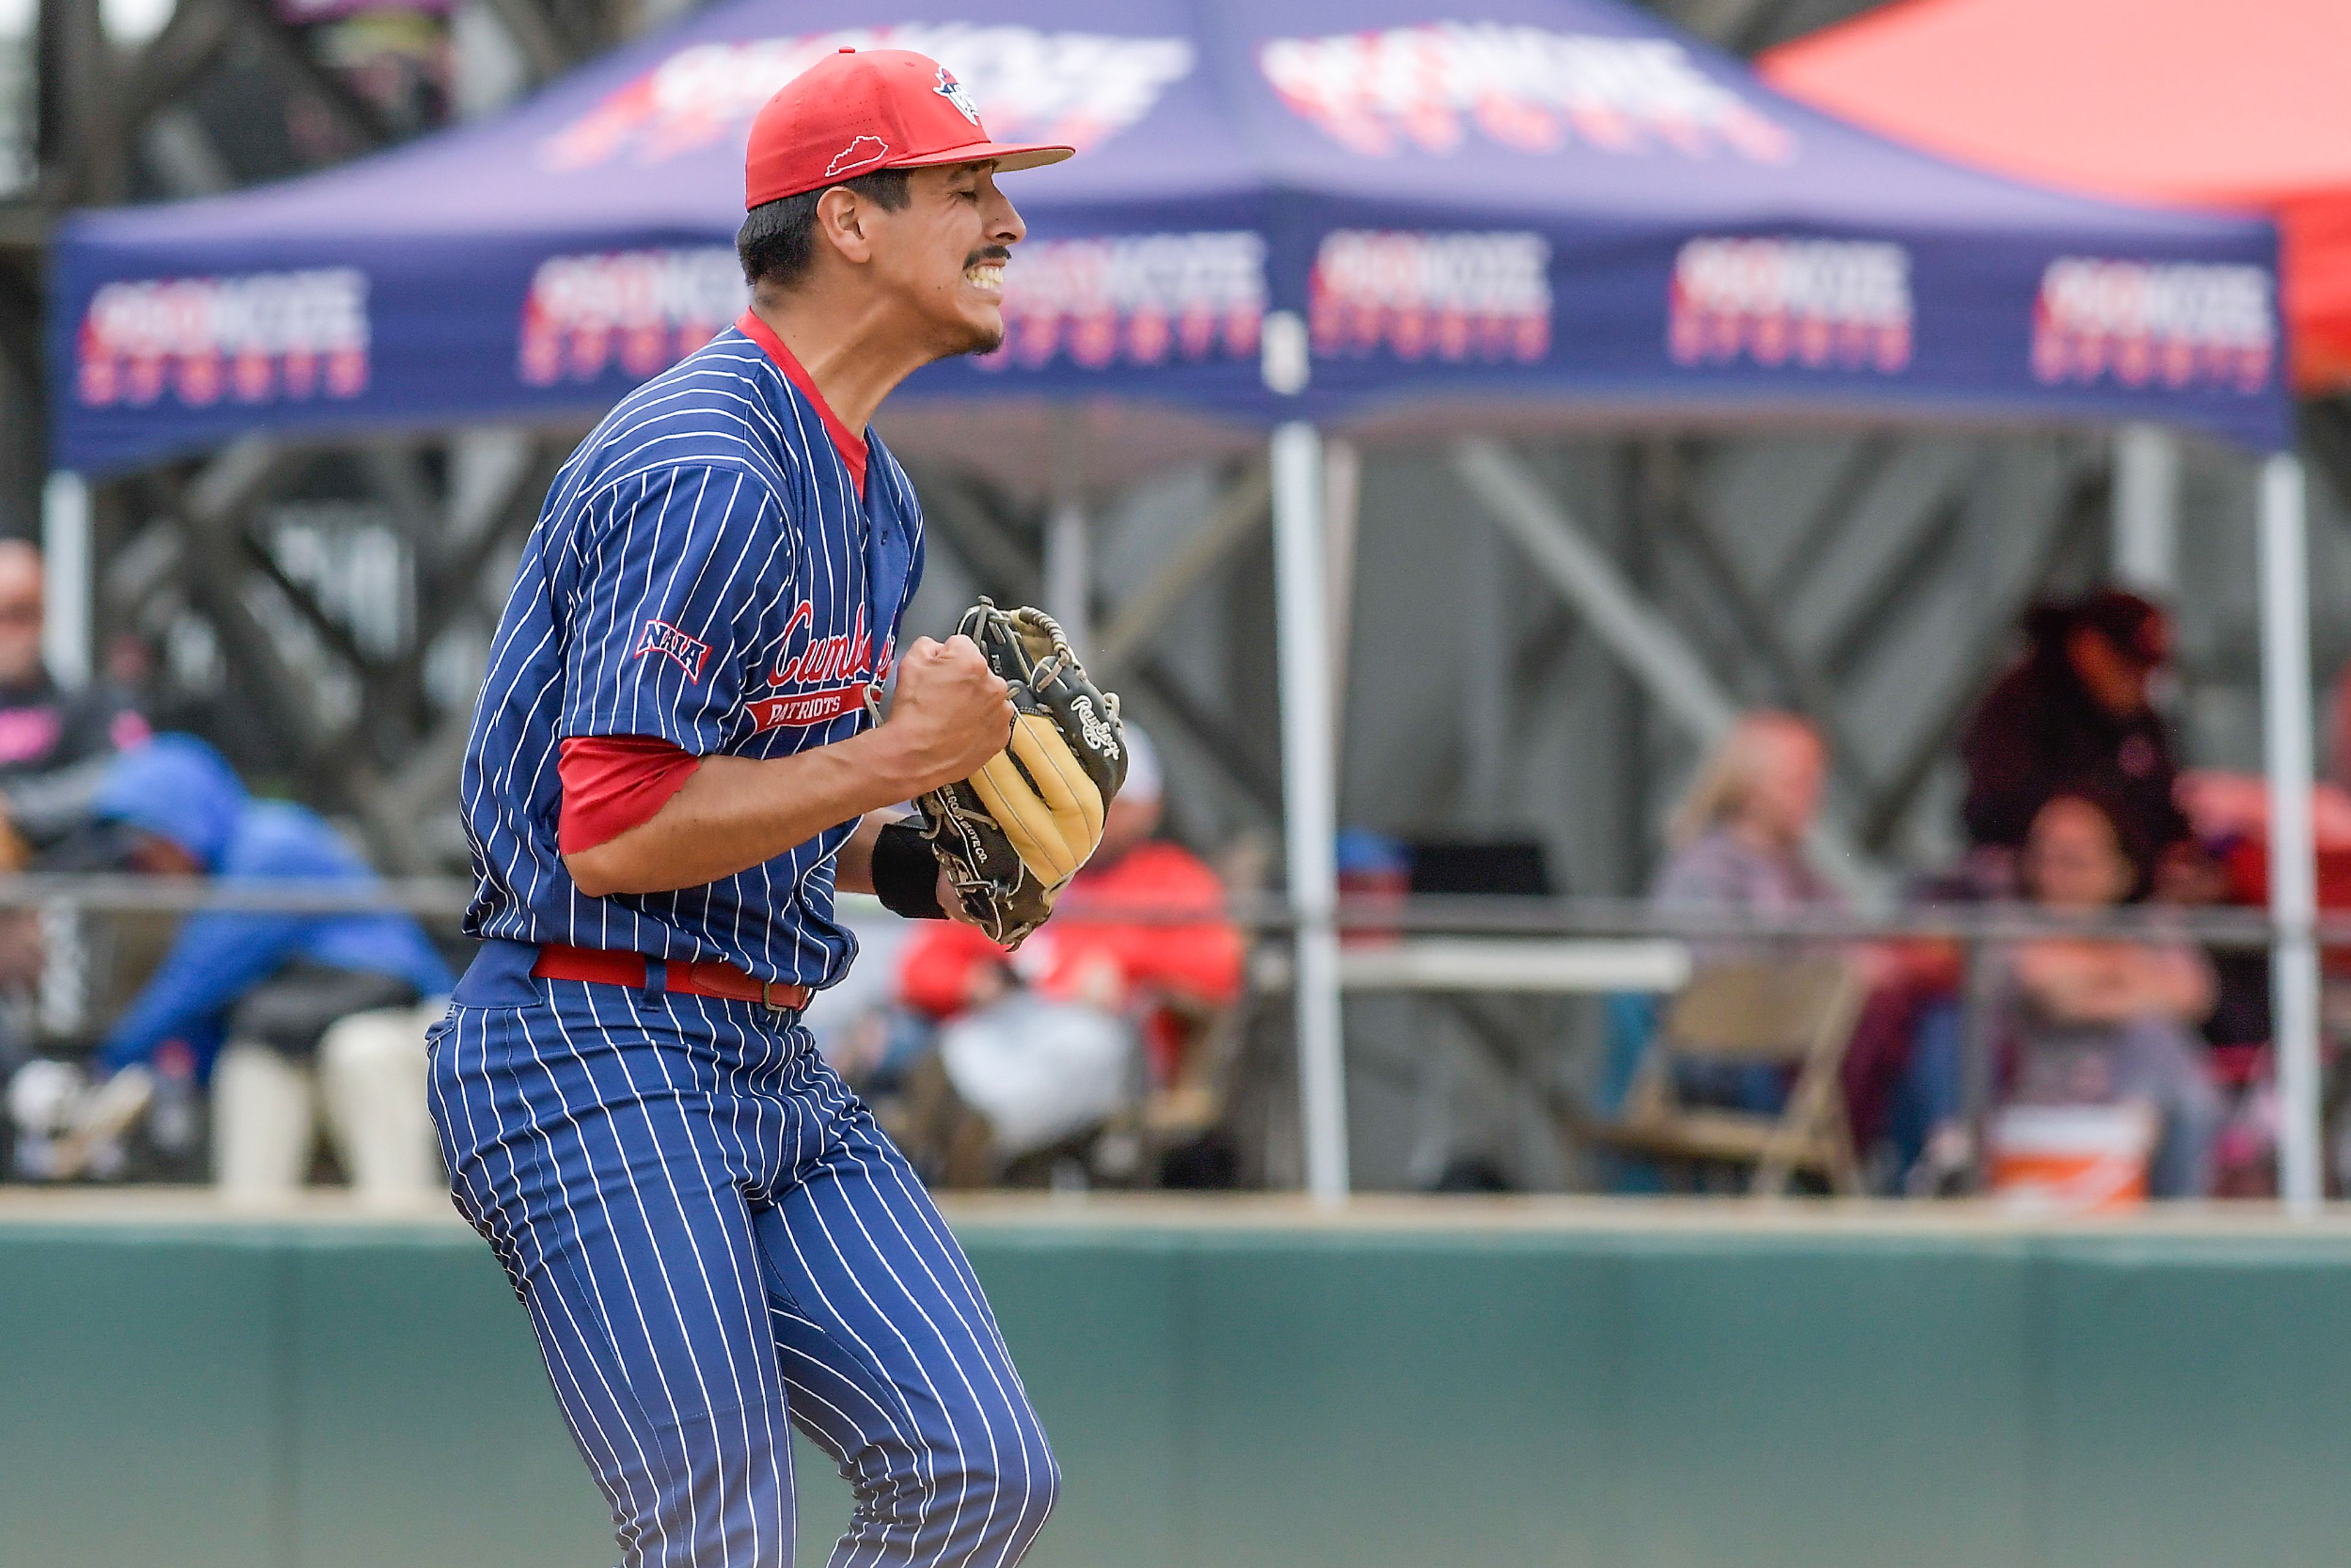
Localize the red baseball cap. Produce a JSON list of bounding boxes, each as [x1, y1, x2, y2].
[[745, 47, 1075, 211]]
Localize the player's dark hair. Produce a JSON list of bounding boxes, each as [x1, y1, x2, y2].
[[738, 170, 912, 291]]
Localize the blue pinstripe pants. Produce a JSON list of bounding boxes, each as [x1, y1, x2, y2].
[[426, 948, 1059, 1568]]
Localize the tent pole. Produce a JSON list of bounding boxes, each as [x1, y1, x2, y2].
[[1272, 420, 1348, 1203], [1323, 438, 1361, 763], [1044, 501, 1090, 656], [2259, 451, 2323, 1214], [41, 471, 92, 689], [2111, 424, 2180, 593], [1045, 413, 1092, 656]]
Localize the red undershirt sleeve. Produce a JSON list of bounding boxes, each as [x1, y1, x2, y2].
[[557, 734, 703, 855]]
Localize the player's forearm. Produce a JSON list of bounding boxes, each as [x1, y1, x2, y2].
[[831, 811, 893, 895], [565, 734, 924, 897]]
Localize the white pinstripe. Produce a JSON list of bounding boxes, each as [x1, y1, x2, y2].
[[432, 1005, 680, 1564]]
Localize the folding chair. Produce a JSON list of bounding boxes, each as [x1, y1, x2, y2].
[[1079, 990, 1253, 1189], [1590, 956, 1866, 1195]]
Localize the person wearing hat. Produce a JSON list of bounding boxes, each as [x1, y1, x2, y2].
[[433, 47, 1073, 1568], [29, 735, 451, 1188], [1960, 588, 2194, 894]]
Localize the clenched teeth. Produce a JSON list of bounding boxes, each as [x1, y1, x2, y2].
[[964, 262, 1005, 291]]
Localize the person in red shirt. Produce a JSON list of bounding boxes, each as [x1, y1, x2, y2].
[[898, 726, 1243, 1124]]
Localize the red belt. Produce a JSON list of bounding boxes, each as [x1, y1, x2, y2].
[[531, 943, 812, 1013]]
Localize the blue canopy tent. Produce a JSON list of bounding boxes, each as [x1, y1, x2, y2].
[[45, 0, 2319, 1202], [50, 0, 2289, 471]]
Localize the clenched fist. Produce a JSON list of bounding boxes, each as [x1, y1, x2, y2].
[[880, 634, 1013, 796]]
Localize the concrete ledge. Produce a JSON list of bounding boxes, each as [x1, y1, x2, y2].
[[10, 1184, 2351, 1239]]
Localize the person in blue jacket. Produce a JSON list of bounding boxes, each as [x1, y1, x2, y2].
[[31, 735, 454, 1184], [91, 734, 451, 1079]]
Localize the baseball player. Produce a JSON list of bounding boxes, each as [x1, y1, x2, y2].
[[432, 48, 1074, 1568]]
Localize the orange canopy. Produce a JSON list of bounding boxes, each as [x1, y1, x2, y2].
[[1763, 0, 2351, 392]]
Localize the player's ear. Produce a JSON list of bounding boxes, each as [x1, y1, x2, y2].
[[815, 186, 877, 267]]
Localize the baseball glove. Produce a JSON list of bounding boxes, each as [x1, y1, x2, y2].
[[917, 601, 1127, 949]]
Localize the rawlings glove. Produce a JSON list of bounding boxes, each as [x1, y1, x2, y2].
[[917, 601, 1127, 948]]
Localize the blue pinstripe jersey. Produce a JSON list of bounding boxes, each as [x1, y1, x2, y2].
[[459, 318, 923, 987]]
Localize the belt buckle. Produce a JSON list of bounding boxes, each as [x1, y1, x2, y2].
[[759, 978, 782, 1013]]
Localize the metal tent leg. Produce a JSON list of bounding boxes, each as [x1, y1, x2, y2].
[[2259, 452, 2323, 1214], [1045, 411, 1093, 655], [1044, 498, 1090, 656], [2112, 423, 2180, 593], [42, 471, 92, 689], [1272, 421, 1348, 1203], [1323, 438, 1361, 762]]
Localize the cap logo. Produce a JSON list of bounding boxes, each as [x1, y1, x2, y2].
[[824, 135, 890, 179], [934, 65, 981, 126]]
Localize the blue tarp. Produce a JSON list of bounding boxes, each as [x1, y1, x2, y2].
[[48, 0, 2293, 476]]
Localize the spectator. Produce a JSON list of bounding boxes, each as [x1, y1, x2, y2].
[[893, 727, 1243, 1170], [0, 540, 149, 856], [45, 735, 452, 1196], [1649, 712, 1964, 1187], [0, 541, 149, 784], [1649, 716, 1840, 1123], [2001, 791, 2222, 1199], [0, 545, 159, 1152], [1655, 711, 1837, 948], [1960, 590, 2189, 892]]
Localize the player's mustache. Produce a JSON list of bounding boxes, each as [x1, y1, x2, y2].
[[963, 246, 1012, 270]]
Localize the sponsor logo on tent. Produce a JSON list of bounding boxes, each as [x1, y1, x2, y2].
[[543, 24, 1191, 170], [75, 268, 369, 410], [974, 232, 1265, 372], [1310, 231, 1551, 364], [517, 247, 745, 384], [2030, 259, 2273, 392], [1668, 237, 1913, 373], [1260, 23, 1793, 162]]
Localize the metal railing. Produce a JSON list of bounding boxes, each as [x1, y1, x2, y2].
[[0, 874, 2326, 947], [2, 877, 2317, 1197]]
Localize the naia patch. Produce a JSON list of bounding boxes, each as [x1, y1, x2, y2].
[[635, 619, 711, 681]]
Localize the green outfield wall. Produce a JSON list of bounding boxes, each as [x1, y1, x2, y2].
[[6, 1199, 2351, 1568]]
